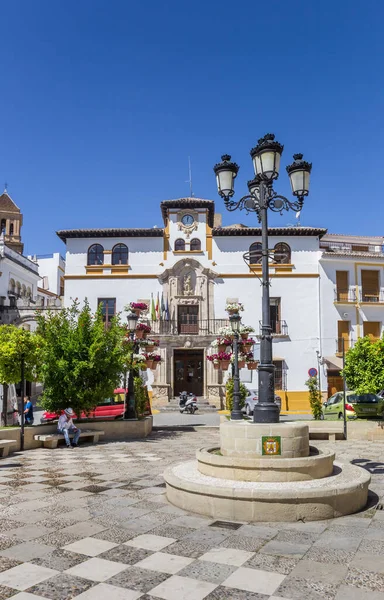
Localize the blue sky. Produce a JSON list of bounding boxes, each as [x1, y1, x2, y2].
[[0, 0, 383, 255]]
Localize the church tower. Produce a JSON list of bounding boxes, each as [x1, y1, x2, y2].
[[0, 189, 23, 254]]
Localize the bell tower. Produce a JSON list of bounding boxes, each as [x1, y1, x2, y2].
[[0, 188, 23, 254]]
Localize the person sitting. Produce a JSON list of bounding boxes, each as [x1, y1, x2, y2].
[[23, 396, 34, 425], [57, 408, 81, 448]]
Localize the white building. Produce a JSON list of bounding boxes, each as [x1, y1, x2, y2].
[[58, 198, 330, 411]]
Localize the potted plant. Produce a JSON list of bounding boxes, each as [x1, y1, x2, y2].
[[207, 353, 220, 370], [135, 322, 151, 339], [243, 338, 254, 352], [127, 301, 148, 317], [247, 361, 258, 370], [239, 324, 255, 340], [217, 326, 234, 340], [132, 353, 147, 371], [211, 337, 232, 353], [145, 338, 159, 353], [152, 354, 162, 368], [231, 354, 246, 369], [225, 301, 244, 315], [218, 351, 232, 370]]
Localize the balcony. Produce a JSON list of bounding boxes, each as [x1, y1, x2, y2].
[[334, 288, 357, 303], [150, 319, 229, 336], [335, 338, 353, 355], [321, 241, 384, 256], [360, 290, 384, 303], [258, 320, 288, 337]]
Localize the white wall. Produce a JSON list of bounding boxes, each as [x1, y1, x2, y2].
[[35, 253, 65, 296]]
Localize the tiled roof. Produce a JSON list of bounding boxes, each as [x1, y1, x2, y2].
[[213, 226, 327, 237], [56, 228, 164, 242], [160, 198, 215, 227], [322, 250, 384, 259]]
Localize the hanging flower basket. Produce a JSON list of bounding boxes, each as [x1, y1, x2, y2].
[[240, 333, 248, 340], [135, 330, 146, 339], [225, 302, 244, 315], [247, 362, 258, 370], [218, 344, 227, 353], [238, 360, 246, 369], [243, 340, 254, 352], [213, 362, 220, 370], [220, 360, 230, 370], [145, 360, 154, 369]]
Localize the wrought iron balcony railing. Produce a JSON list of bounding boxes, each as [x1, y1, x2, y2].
[[258, 320, 288, 336], [150, 319, 230, 336], [334, 288, 357, 303], [360, 290, 384, 303]]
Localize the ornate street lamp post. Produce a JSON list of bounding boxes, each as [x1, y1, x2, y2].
[[229, 313, 242, 420], [125, 313, 139, 420], [214, 134, 312, 423]]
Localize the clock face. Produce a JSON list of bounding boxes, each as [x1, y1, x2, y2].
[[181, 214, 194, 226]]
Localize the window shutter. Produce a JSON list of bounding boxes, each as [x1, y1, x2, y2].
[[362, 270, 379, 295]]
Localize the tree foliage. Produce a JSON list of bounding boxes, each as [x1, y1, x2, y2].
[[225, 377, 248, 411], [343, 336, 384, 394], [36, 300, 125, 417], [305, 376, 323, 420], [0, 325, 41, 384]]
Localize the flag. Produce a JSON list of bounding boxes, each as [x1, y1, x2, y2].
[[161, 292, 165, 319], [165, 297, 169, 321], [155, 292, 160, 320], [150, 294, 156, 321]]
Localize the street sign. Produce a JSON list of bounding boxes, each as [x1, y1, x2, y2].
[[308, 367, 318, 377]]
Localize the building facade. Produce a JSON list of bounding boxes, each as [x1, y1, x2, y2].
[[58, 198, 331, 410]]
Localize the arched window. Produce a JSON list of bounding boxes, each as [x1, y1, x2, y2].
[[274, 242, 291, 264], [26, 287, 32, 299], [190, 238, 201, 251], [9, 223, 14, 236], [9, 279, 15, 294], [249, 242, 262, 264], [112, 243, 128, 265], [175, 239, 185, 251], [16, 281, 21, 296], [1, 220, 6, 234], [87, 244, 104, 266], [21, 284, 26, 297]]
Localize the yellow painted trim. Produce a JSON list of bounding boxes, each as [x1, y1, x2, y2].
[[173, 250, 204, 255], [103, 250, 112, 254], [219, 272, 319, 279], [85, 267, 103, 274], [58, 266, 65, 273], [109, 265, 130, 271], [65, 274, 158, 280], [111, 268, 129, 274], [360, 302, 384, 306], [163, 218, 169, 260], [206, 222, 213, 260]]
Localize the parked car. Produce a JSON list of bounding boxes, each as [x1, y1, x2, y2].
[[322, 391, 384, 420], [40, 389, 126, 423], [243, 389, 282, 417]]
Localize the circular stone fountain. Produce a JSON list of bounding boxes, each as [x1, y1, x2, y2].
[[164, 421, 371, 522]]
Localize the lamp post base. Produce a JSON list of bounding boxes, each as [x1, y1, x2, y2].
[[253, 402, 280, 423]]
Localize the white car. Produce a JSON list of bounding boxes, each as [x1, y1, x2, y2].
[[243, 389, 282, 416]]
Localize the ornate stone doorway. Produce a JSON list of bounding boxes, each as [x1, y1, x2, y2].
[[174, 350, 204, 397]]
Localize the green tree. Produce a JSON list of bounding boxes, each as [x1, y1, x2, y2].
[[0, 325, 42, 425], [36, 300, 125, 418], [305, 376, 323, 420], [343, 336, 384, 394], [225, 377, 248, 411]]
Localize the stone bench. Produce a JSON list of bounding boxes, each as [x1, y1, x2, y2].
[[0, 440, 17, 457], [309, 423, 344, 441], [34, 429, 104, 449]]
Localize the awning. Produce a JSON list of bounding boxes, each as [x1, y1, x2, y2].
[[324, 355, 343, 371]]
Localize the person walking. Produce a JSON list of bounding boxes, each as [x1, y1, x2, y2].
[[57, 408, 81, 448], [23, 396, 34, 425]]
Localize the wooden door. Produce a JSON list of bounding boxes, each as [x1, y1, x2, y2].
[[363, 321, 381, 340], [361, 270, 379, 302], [336, 271, 349, 301], [178, 306, 199, 334], [174, 351, 204, 396], [337, 321, 350, 353]]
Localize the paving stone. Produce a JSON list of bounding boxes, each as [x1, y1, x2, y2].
[[5, 525, 54, 541], [148, 574, 217, 600], [162, 540, 213, 559], [244, 553, 299, 575], [74, 582, 142, 599], [0, 585, 18, 599], [135, 551, 194, 575], [64, 537, 118, 556], [220, 535, 267, 552], [0, 563, 58, 591], [99, 544, 152, 565], [107, 565, 170, 593], [177, 559, 237, 584], [204, 587, 269, 599], [0, 541, 55, 561], [66, 557, 128, 582], [274, 529, 318, 544], [31, 549, 88, 571], [291, 558, 348, 584], [305, 546, 356, 565], [222, 566, 285, 595], [260, 540, 311, 558], [26, 573, 95, 599], [274, 575, 338, 600], [351, 552, 384, 574], [92, 527, 139, 544], [345, 568, 384, 592], [359, 539, 384, 555], [148, 525, 195, 539], [335, 584, 384, 599], [313, 534, 361, 552]]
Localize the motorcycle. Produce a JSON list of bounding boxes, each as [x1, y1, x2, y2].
[[179, 391, 198, 414]]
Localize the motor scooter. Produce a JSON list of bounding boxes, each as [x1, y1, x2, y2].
[[179, 391, 198, 414]]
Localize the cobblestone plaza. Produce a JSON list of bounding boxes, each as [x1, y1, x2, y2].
[[0, 429, 382, 599]]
